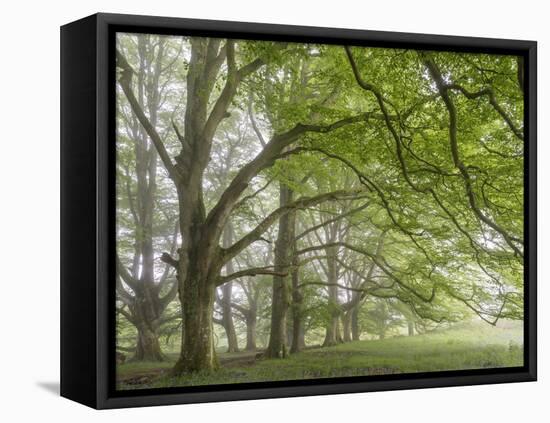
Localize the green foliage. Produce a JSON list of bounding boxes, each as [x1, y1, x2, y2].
[[115, 32, 525, 380]]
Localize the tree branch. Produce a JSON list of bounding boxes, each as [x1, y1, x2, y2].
[[116, 306, 135, 324], [248, 96, 267, 147], [230, 301, 250, 316], [217, 266, 288, 286], [446, 83, 523, 140], [160, 252, 179, 269], [222, 189, 364, 263], [116, 252, 139, 291], [159, 278, 179, 309], [116, 50, 178, 180], [297, 241, 437, 303], [296, 202, 369, 241], [205, 113, 371, 246], [116, 274, 135, 306], [422, 53, 523, 257], [202, 43, 266, 144]]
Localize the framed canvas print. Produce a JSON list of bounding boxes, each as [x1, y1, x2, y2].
[[60, 13, 537, 409]]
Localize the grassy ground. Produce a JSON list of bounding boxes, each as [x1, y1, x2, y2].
[[117, 320, 523, 390]]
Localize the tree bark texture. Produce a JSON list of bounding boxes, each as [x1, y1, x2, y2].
[[265, 184, 295, 358]]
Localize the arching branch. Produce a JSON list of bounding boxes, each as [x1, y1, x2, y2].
[[297, 241, 437, 304], [446, 83, 523, 140], [205, 112, 371, 246], [116, 50, 178, 181], [116, 252, 139, 291], [422, 53, 523, 257], [222, 189, 364, 263], [217, 267, 288, 286]]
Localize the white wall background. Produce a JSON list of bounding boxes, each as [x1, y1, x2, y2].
[[1, 0, 546, 420]]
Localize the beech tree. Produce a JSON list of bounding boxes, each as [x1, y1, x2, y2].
[[115, 35, 180, 361], [115, 33, 524, 375]]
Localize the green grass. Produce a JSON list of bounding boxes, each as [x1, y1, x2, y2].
[[116, 353, 178, 375], [117, 320, 523, 390]]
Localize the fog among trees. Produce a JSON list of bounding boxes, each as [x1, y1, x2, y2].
[[114, 33, 524, 388]]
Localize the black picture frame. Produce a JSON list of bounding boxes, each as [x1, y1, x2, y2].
[[60, 12, 537, 409]]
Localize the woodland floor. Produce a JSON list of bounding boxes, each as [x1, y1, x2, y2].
[[116, 321, 523, 390]]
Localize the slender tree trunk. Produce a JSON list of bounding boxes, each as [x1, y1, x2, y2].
[[290, 245, 305, 353], [221, 226, 239, 352], [408, 320, 415, 336], [286, 324, 293, 347], [265, 274, 289, 358], [221, 281, 239, 352], [351, 305, 361, 341], [323, 246, 343, 347], [120, 36, 170, 363], [265, 184, 294, 358], [132, 192, 165, 360]]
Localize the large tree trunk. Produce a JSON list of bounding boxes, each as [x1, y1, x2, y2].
[[342, 296, 361, 343], [170, 38, 234, 375], [134, 322, 164, 361], [265, 184, 294, 358], [323, 315, 343, 346], [342, 312, 352, 343], [173, 272, 218, 374], [172, 177, 222, 374], [265, 273, 289, 358], [342, 303, 361, 342], [245, 308, 257, 351], [170, 173, 218, 373], [290, 314, 306, 353]]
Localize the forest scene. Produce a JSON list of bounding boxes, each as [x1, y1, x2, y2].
[[115, 32, 525, 390]]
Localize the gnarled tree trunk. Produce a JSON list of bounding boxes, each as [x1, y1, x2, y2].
[[172, 174, 222, 374], [135, 322, 164, 361], [173, 256, 220, 374]]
